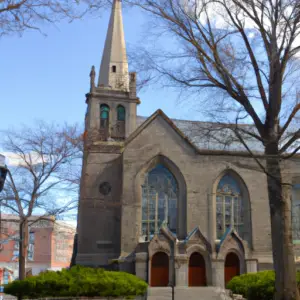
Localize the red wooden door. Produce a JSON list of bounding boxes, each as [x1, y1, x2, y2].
[[189, 252, 207, 286], [224, 252, 240, 286], [151, 252, 169, 287]]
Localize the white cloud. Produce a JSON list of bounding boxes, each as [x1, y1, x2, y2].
[[1, 152, 48, 167]]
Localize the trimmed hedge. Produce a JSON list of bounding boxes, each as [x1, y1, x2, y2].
[[226, 270, 300, 300], [4, 266, 148, 299]]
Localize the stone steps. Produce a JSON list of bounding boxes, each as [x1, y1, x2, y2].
[[147, 287, 172, 300], [147, 287, 235, 300]]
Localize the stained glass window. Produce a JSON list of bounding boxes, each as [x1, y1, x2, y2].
[[216, 174, 244, 239], [117, 105, 125, 121], [141, 164, 178, 240], [292, 184, 300, 242]]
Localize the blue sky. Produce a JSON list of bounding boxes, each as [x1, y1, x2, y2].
[[0, 4, 199, 132]]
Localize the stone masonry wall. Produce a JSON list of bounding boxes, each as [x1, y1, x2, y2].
[[122, 115, 274, 263]]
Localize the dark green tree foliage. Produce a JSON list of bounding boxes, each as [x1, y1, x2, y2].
[[4, 266, 148, 299]]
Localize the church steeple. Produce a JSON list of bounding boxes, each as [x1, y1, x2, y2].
[[98, 0, 129, 91]]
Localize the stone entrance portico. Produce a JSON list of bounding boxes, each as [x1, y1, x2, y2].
[[135, 226, 257, 288]]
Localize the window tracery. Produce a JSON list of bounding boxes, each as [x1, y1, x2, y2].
[[216, 174, 244, 240], [141, 164, 178, 241]]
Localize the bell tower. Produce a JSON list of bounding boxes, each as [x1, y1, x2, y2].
[[84, 0, 140, 142], [76, 0, 140, 267]]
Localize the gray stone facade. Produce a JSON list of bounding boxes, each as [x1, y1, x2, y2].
[[76, 0, 300, 290]]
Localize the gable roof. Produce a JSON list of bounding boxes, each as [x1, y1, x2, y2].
[[127, 110, 300, 158], [136, 114, 264, 154], [125, 109, 200, 153], [216, 227, 244, 253], [184, 226, 212, 253]]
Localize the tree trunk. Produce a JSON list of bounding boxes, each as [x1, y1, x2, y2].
[[266, 145, 299, 300], [70, 232, 78, 268], [18, 218, 28, 281]]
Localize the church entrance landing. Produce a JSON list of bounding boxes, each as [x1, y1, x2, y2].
[[224, 252, 240, 285], [188, 252, 206, 286], [151, 252, 169, 287]]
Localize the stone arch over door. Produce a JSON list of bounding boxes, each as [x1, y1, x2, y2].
[[135, 154, 187, 239], [224, 252, 240, 285], [151, 252, 169, 287], [188, 252, 207, 286]]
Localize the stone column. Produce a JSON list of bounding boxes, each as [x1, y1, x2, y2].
[[211, 259, 225, 288], [175, 255, 188, 287], [135, 252, 148, 281], [208, 192, 217, 247], [246, 259, 258, 273]]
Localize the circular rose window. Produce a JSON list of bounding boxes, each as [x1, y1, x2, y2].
[[99, 182, 112, 196]]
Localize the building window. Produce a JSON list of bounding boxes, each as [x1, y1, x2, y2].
[[3, 269, 9, 284], [100, 104, 110, 129], [117, 105, 125, 121], [292, 184, 300, 243], [99, 182, 112, 196], [112, 65, 117, 73], [141, 164, 178, 240], [27, 232, 35, 261], [216, 174, 244, 240]]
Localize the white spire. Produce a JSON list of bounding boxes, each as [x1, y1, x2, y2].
[[98, 0, 129, 91]]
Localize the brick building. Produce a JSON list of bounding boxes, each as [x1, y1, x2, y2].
[[0, 215, 75, 283]]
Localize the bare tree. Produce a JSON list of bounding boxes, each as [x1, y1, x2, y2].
[[0, 121, 83, 280], [0, 0, 110, 37], [126, 0, 300, 299]]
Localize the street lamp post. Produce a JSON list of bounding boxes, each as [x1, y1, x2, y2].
[[0, 154, 7, 193], [0, 155, 7, 294], [0, 154, 8, 248]]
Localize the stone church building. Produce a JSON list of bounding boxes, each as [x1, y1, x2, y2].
[[76, 0, 300, 289]]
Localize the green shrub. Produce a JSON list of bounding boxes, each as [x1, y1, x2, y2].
[[226, 270, 300, 300], [4, 265, 148, 299]]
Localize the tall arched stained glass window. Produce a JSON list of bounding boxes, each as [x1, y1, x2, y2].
[[117, 105, 125, 121], [100, 104, 110, 128], [141, 164, 178, 240], [216, 174, 244, 239]]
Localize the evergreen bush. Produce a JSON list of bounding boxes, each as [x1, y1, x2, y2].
[[226, 270, 300, 300], [4, 265, 148, 299]]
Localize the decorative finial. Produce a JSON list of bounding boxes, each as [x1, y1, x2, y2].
[[90, 66, 96, 92]]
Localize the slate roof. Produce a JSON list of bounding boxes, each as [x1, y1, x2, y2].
[[136, 113, 264, 153]]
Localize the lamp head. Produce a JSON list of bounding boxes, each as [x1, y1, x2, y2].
[[0, 154, 8, 192]]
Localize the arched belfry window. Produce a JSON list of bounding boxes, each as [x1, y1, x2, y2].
[[141, 164, 178, 240], [216, 173, 250, 242], [100, 104, 110, 128], [117, 105, 125, 121]]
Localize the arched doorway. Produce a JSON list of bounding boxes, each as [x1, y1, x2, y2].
[[151, 252, 169, 287], [224, 252, 240, 285], [188, 252, 206, 286]]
